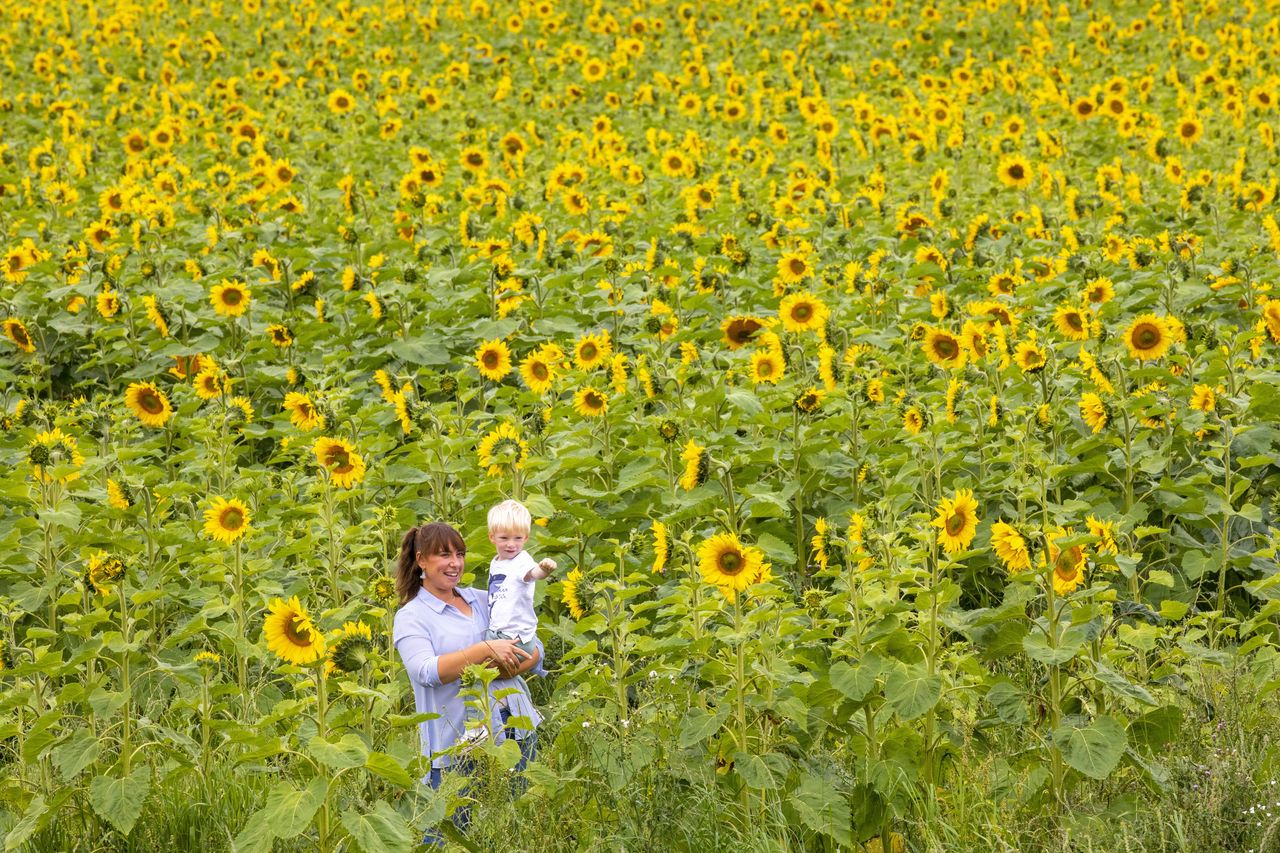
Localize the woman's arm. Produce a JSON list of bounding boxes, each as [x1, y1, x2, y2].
[[397, 632, 535, 687], [495, 643, 540, 679], [436, 640, 527, 684]]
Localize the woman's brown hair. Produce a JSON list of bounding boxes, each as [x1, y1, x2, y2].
[[395, 522, 467, 605]]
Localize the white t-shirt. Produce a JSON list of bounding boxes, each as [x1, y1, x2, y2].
[[487, 551, 540, 643]]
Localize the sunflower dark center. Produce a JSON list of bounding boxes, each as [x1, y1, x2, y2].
[[718, 550, 744, 575], [1008, 164, 1025, 180], [220, 507, 244, 530], [326, 447, 351, 471], [1066, 312, 1083, 330], [945, 512, 966, 536], [1134, 324, 1160, 348], [139, 391, 163, 414], [482, 350, 500, 368], [283, 615, 312, 647], [531, 361, 549, 380], [223, 288, 243, 305]]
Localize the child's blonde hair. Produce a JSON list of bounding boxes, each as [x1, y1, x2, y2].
[[487, 499, 531, 535]]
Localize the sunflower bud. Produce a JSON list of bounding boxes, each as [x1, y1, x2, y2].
[[86, 552, 127, 594]]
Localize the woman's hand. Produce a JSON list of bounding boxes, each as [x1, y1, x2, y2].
[[483, 638, 532, 677]]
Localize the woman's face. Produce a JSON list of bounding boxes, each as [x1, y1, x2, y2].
[[417, 546, 465, 595]]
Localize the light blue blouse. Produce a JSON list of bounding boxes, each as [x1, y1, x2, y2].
[[393, 585, 542, 769]]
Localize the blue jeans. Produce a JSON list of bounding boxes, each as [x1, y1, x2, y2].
[[422, 708, 537, 846]]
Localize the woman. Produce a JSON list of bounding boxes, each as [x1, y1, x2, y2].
[[392, 522, 542, 837]]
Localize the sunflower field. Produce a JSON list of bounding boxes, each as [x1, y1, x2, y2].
[[3, 0, 1280, 849]]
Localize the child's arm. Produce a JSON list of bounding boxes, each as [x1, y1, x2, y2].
[[523, 557, 557, 582]]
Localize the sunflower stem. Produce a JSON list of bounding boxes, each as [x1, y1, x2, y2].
[[119, 579, 132, 775], [791, 406, 806, 579], [314, 665, 333, 853], [719, 469, 741, 537], [234, 539, 248, 716], [1215, 420, 1235, 616]]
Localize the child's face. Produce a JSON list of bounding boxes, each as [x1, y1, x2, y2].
[[489, 528, 528, 560]]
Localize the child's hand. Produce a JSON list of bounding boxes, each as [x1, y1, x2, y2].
[[538, 558, 558, 573]]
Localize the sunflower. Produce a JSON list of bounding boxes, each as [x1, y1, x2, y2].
[[328, 621, 374, 673], [1176, 116, 1203, 146], [367, 575, 397, 604], [794, 387, 825, 414], [96, 288, 121, 319], [313, 436, 367, 489], [561, 568, 586, 620], [1263, 300, 1280, 343], [460, 146, 488, 173], [86, 551, 126, 595], [3, 318, 35, 353], [203, 496, 251, 544], [1014, 338, 1047, 374], [125, 381, 173, 428], [107, 479, 132, 510], [327, 88, 356, 114], [1082, 278, 1115, 305], [266, 324, 294, 348], [193, 366, 227, 401], [194, 650, 222, 674], [749, 348, 786, 385], [721, 315, 765, 350], [1071, 97, 1097, 120], [902, 405, 925, 434], [143, 296, 170, 337], [922, 327, 967, 369], [1190, 384, 1216, 412], [997, 154, 1033, 189], [574, 332, 612, 370], [210, 279, 250, 317], [651, 520, 669, 573], [476, 422, 528, 476], [697, 532, 769, 596], [679, 439, 708, 491], [263, 596, 326, 666], [659, 148, 690, 178], [519, 352, 556, 395], [778, 291, 829, 333], [990, 521, 1032, 573], [1044, 528, 1087, 595], [1078, 393, 1109, 433], [1081, 516, 1118, 557], [572, 386, 609, 417], [810, 517, 830, 571], [932, 488, 979, 555], [777, 252, 813, 284], [474, 339, 513, 381], [29, 428, 84, 483], [283, 392, 325, 431], [1123, 314, 1173, 360], [1052, 304, 1091, 341]]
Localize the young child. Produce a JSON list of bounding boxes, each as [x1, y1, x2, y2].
[[485, 499, 556, 678]]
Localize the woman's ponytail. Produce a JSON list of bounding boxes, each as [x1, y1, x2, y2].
[[395, 526, 420, 605]]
